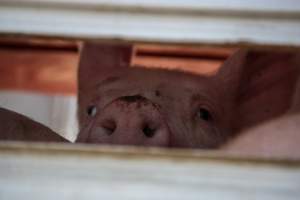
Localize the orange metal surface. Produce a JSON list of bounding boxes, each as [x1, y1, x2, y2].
[[0, 42, 234, 94]]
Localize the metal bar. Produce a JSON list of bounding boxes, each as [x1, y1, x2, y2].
[[0, 142, 299, 200], [0, 1, 299, 45]]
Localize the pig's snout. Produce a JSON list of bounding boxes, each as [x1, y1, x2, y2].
[[88, 95, 170, 147]]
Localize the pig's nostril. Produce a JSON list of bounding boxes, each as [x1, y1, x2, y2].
[[143, 124, 156, 138], [101, 120, 116, 135]]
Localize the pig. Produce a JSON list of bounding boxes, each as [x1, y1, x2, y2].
[[0, 107, 68, 142], [222, 78, 300, 159], [76, 42, 300, 149]]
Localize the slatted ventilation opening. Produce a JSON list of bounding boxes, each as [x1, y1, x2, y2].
[[0, 39, 79, 95], [132, 44, 235, 75], [0, 38, 235, 94]]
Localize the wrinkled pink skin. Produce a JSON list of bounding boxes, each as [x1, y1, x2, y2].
[[0, 107, 67, 142], [76, 42, 300, 151]]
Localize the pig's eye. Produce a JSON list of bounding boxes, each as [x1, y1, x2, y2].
[[196, 108, 212, 121], [87, 105, 97, 117]]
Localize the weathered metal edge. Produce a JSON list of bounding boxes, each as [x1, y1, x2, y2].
[[1, 2, 300, 46], [0, 141, 299, 168]]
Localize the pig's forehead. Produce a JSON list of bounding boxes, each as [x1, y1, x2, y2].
[[80, 68, 224, 118], [97, 68, 213, 92]]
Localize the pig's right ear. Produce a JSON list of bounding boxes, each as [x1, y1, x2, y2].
[[78, 42, 133, 91], [216, 49, 300, 133]]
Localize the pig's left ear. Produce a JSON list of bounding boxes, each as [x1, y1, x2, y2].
[[77, 42, 133, 130], [78, 42, 133, 91], [216, 49, 300, 132]]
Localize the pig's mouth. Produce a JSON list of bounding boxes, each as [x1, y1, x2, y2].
[[78, 95, 172, 147]]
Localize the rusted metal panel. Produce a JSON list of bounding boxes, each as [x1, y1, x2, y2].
[[0, 48, 78, 94], [0, 41, 235, 93]]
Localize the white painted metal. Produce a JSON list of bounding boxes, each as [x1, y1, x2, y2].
[[0, 142, 299, 200], [0, 0, 300, 45], [2, 0, 300, 13]]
